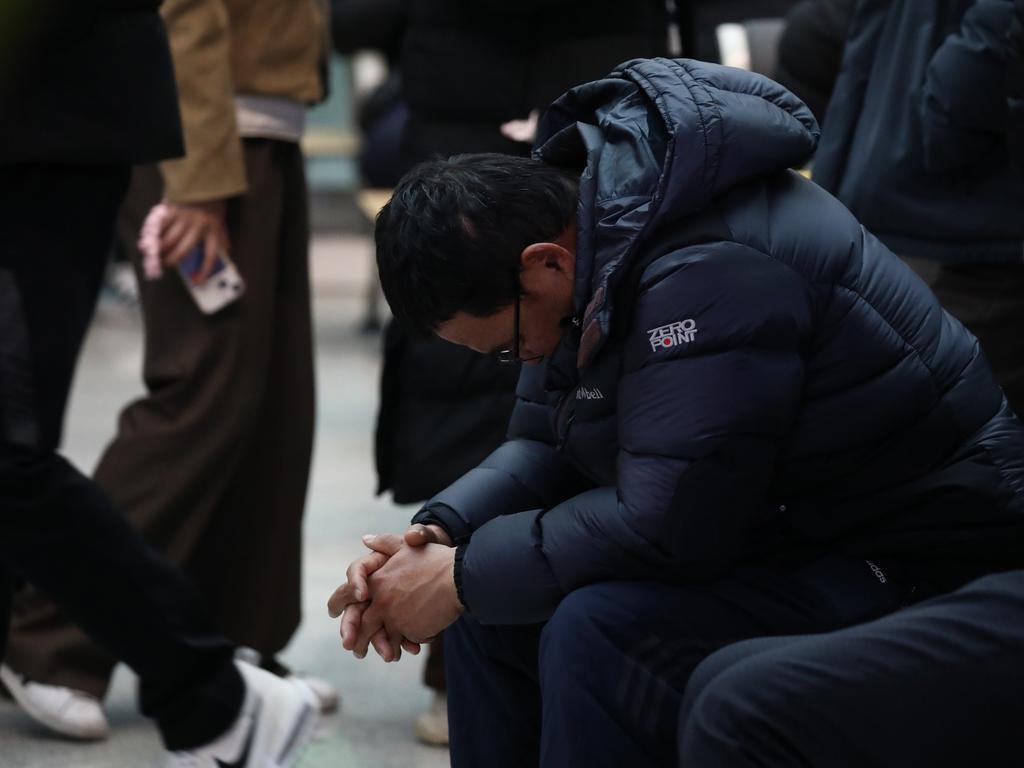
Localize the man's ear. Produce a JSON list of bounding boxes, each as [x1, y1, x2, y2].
[[520, 242, 573, 275]]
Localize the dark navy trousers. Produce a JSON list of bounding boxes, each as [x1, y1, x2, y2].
[[445, 554, 916, 768], [679, 570, 1024, 767]]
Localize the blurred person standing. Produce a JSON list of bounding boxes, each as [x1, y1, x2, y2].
[[772, 0, 857, 125], [331, 0, 669, 745], [330, 0, 406, 188], [0, 3, 320, 765], [814, 0, 1024, 414], [2, 0, 338, 740], [674, 0, 798, 62], [1007, 0, 1024, 169]]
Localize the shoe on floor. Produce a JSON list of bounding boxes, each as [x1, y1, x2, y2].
[[235, 647, 340, 715], [289, 673, 339, 714], [165, 660, 318, 768], [415, 692, 449, 747], [0, 664, 109, 740]]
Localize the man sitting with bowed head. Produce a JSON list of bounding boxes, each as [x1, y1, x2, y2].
[[328, 58, 1024, 767]]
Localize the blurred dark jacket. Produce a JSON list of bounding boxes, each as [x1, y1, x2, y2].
[[814, 0, 1024, 263], [331, 0, 404, 62], [1008, 0, 1024, 171], [332, 0, 668, 503], [676, 0, 799, 61], [0, 0, 182, 166], [774, 0, 858, 124], [333, 0, 668, 167], [331, 0, 406, 186]]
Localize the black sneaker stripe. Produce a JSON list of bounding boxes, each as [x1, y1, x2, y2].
[[276, 700, 315, 765], [215, 698, 261, 768]]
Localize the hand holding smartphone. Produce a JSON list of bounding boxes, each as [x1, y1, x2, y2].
[[138, 202, 245, 314]]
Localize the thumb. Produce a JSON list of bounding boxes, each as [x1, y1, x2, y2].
[[362, 532, 403, 556], [404, 524, 438, 547]]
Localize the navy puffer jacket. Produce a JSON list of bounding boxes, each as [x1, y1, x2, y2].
[[413, 58, 1024, 625]]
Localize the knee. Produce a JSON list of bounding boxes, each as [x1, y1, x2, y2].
[[681, 638, 779, 726], [541, 585, 610, 645], [679, 659, 793, 767], [538, 583, 625, 682], [680, 669, 755, 765]]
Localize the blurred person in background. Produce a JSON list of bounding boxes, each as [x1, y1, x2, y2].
[[772, 0, 857, 125], [330, 0, 406, 188], [2, 0, 338, 741], [674, 0, 799, 62], [667, 0, 849, 120], [678, 15, 1024, 760], [814, 0, 1024, 415], [0, 3, 319, 765], [1011, 0, 1024, 167], [331, 0, 668, 745]]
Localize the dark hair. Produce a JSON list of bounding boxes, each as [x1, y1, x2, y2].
[[375, 153, 578, 334]]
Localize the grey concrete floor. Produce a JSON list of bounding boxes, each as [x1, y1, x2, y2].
[[0, 235, 451, 768]]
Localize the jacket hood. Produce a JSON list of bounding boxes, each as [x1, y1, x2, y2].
[[533, 57, 819, 367]]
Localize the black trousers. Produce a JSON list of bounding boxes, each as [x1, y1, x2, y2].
[[0, 163, 242, 750], [679, 570, 1024, 767], [444, 554, 915, 768], [7, 141, 314, 699]]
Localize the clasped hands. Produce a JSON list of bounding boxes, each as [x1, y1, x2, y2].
[[327, 524, 463, 662]]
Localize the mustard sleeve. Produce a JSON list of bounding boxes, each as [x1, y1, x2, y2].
[[158, 0, 247, 203]]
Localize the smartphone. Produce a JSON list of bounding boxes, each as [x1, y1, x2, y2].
[[178, 246, 245, 314]]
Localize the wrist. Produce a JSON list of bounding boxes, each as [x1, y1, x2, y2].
[[426, 524, 454, 547], [412, 503, 472, 544], [452, 543, 469, 613]]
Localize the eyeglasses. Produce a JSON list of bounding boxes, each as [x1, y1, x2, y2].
[[495, 290, 521, 365]]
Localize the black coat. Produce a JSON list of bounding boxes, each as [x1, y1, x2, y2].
[[676, 0, 800, 62], [374, 324, 521, 504], [774, 0, 858, 124], [813, 0, 1024, 263], [359, 0, 670, 502], [1, 1, 182, 166], [399, 0, 668, 165], [1008, 0, 1024, 172], [334, 0, 669, 166], [414, 59, 1024, 625]]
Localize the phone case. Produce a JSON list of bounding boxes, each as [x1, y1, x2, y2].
[[178, 251, 245, 314]]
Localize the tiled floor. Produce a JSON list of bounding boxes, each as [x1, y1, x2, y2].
[[0, 235, 450, 768]]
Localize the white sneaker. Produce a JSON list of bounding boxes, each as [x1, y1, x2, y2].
[[234, 647, 340, 714], [165, 660, 318, 768], [0, 664, 109, 740], [289, 673, 340, 714], [414, 692, 449, 747]]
